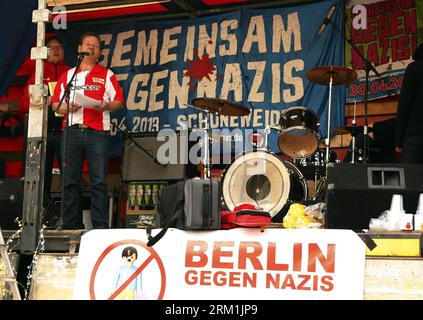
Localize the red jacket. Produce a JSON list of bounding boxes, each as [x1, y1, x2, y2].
[[19, 60, 70, 128]]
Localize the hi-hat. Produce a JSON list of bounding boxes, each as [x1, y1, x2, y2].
[[333, 125, 372, 135], [306, 66, 357, 86], [192, 97, 250, 116]]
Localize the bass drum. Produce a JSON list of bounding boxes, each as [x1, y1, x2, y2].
[[221, 151, 307, 219]]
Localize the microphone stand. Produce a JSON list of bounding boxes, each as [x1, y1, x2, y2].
[[326, 17, 381, 163], [351, 101, 357, 163], [186, 102, 214, 224], [54, 54, 84, 229], [110, 120, 165, 167]]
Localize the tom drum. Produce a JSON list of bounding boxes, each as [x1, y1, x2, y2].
[[278, 106, 320, 159]]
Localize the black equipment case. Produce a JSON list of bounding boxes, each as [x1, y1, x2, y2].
[[147, 178, 220, 246]]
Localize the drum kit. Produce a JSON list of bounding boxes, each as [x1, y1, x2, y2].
[[189, 65, 357, 221]]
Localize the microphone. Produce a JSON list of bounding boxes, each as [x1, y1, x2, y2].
[[77, 51, 92, 57], [317, 5, 336, 36]]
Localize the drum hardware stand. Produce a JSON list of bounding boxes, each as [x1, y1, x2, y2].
[[267, 124, 282, 153], [325, 70, 334, 165], [195, 107, 214, 225], [186, 103, 213, 179], [263, 125, 272, 151], [201, 110, 211, 179], [309, 158, 326, 201], [188, 98, 250, 179], [314, 172, 319, 196], [351, 101, 357, 164], [323, 15, 381, 163]]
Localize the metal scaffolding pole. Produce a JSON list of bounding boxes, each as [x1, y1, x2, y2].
[[20, 0, 50, 254]]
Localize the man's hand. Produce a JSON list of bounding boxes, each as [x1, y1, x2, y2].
[[395, 147, 402, 153], [68, 102, 81, 113], [52, 101, 81, 114], [93, 101, 123, 113], [93, 101, 108, 112]]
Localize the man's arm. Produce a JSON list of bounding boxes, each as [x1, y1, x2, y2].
[[51, 101, 81, 114], [101, 70, 124, 113], [92, 100, 123, 113], [106, 100, 123, 112]]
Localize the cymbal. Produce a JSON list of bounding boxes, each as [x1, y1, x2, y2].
[[306, 66, 357, 86], [191, 98, 250, 116], [333, 125, 372, 135]]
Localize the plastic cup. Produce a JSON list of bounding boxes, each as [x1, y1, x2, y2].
[[388, 194, 405, 230], [398, 213, 414, 231], [389, 194, 405, 215]]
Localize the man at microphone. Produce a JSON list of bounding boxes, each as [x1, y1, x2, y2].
[[51, 32, 124, 229]]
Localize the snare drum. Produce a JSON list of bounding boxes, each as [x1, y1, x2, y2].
[[221, 151, 307, 219], [278, 106, 320, 159]]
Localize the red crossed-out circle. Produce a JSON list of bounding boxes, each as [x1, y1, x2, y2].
[[89, 239, 166, 300]]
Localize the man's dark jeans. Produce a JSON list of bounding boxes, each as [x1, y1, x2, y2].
[[62, 126, 109, 229]]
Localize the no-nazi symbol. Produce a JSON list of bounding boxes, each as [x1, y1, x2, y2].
[[89, 239, 166, 300]]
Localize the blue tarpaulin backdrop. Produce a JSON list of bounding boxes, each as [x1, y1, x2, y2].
[[2, 0, 346, 156], [0, 0, 37, 96]]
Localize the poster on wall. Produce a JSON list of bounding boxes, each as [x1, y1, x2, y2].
[[58, 0, 345, 155], [345, 0, 423, 103]]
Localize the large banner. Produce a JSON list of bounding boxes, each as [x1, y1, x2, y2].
[[345, 0, 423, 103], [73, 228, 366, 300], [59, 0, 345, 155]]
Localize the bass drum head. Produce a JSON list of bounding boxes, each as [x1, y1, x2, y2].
[[278, 128, 319, 159], [222, 151, 291, 217]]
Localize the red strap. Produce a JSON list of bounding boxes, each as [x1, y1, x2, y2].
[[221, 206, 271, 229], [221, 210, 236, 224], [234, 203, 260, 211], [235, 212, 271, 227]]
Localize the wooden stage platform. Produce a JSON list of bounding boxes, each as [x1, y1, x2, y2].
[[1, 228, 422, 300]]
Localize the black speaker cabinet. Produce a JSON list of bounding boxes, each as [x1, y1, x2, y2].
[[0, 178, 24, 230], [325, 163, 423, 230], [122, 131, 197, 182]]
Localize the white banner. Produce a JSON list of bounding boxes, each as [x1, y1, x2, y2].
[[73, 228, 366, 300]]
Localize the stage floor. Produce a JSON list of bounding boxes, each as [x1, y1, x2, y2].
[[2, 228, 423, 300]]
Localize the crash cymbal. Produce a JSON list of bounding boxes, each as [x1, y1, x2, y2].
[[333, 125, 372, 135], [192, 97, 250, 116], [306, 66, 357, 86]]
